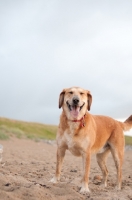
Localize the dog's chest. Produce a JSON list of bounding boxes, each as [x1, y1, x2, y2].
[[64, 130, 88, 156]]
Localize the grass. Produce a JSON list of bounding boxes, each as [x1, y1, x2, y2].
[[0, 117, 57, 141], [125, 135, 132, 146], [0, 117, 132, 145], [0, 129, 9, 140]]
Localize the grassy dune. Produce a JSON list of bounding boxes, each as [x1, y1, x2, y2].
[[0, 117, 57, 140], [0, 117, 132, 145], [125, 135, 132, 146]]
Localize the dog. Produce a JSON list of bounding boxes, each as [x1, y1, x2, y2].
[[50, 87, 132, 194]]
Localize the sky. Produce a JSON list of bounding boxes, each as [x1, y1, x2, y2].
[[0, 1, 132, 135]]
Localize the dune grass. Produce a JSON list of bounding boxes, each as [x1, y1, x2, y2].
[[0, 117, 57, 140], [125, 135, 132, 146], [0, 117, 132, 145]]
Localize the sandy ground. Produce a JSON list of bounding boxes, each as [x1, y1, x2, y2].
[[0, 138, 132, 200]]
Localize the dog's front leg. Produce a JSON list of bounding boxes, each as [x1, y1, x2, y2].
[[80, 151, 91, 194], [50, 147, 66, 183]]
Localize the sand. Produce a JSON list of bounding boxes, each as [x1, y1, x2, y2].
[[0, 138, 132, 200]]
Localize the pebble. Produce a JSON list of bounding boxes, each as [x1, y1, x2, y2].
[[93, 175, 102, 181]]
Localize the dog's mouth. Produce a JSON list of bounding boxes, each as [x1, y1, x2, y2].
[[66, 101, 85, 117]]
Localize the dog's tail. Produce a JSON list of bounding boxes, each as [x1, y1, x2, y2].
[[119, 115, 132, 131]]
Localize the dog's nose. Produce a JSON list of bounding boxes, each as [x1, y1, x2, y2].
[[73, 97, 79, 105]]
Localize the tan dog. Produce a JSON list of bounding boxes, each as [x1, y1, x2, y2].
[[50, 87, 132, 194]]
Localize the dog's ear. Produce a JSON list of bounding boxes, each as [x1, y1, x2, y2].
[[59, 89, 66, 108], [87, 91, 92, 111]]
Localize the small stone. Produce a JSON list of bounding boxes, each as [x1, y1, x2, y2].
[[93, 175, 102, 181]]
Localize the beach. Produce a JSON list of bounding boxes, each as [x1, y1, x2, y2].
[[0, 138, 132, 200]]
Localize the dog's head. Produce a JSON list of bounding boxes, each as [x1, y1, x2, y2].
[[59, 87, 92, 120]]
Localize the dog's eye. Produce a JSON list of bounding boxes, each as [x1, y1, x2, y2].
[[80, 92, 84, 95], [69, 92, 73, 94]]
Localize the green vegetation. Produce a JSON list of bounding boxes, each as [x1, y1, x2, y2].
[[0, 127, 9, 140], [0, 117, 57, 140], [0, 117, 132, 145], [125, 135, 132, 146]]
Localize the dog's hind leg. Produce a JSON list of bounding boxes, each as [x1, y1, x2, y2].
[[108, 129, 125, 190], [96, 146, 110, 187], [109, 145, 124, 190]]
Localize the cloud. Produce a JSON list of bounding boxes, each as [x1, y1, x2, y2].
[[0, 1, 132, 125]]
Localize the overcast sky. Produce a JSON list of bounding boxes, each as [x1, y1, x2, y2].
[[0, 1, 132, 135]]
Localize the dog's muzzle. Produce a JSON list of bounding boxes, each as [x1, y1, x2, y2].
[[72, 97, 79, 105], [66, 96, 85, 118], [66, 101, 85, 111]]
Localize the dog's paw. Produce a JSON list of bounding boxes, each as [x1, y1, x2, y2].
[[79, 187, 90, 195], [49, 177, 59, 184]]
